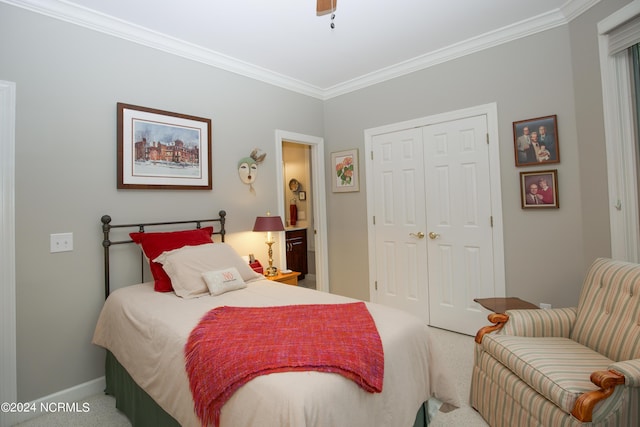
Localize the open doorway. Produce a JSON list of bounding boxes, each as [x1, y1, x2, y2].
[[282, 142, 315, 288], [274, 130, 329, 293]]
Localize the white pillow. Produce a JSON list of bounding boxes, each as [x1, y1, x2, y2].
[[202, 267, 247, 296], [153, 243, 262, 298]]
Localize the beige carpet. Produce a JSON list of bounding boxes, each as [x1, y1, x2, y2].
[[428, 327, 489, 426], [15, 327, 488, 426]]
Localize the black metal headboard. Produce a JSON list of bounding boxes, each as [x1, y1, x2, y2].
[[100, 210, 226, 299]]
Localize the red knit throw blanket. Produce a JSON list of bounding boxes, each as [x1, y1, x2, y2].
[[184, 302, 384, 427]]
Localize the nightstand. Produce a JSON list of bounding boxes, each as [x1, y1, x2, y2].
[[266, 270, 301, 286]]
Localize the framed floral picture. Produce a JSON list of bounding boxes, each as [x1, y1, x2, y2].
[[331, 149, 359, 192]]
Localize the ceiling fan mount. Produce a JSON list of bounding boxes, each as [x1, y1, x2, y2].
[[316, 0, 337, 16]]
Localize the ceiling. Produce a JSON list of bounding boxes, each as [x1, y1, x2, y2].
[[7, 0, 599, 98]]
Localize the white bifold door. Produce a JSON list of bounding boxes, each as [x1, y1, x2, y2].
[[370, 113, 498, 336]]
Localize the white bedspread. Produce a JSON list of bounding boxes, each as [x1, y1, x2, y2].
[[92, 280, 460, 427]]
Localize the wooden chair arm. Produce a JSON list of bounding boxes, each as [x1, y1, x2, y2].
[[474, 313, 509, 344], [570, 370, 626, 422]]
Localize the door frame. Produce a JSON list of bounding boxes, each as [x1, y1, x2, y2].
[[274, 130, 330, 292], [1, 80, 17, 426], [364, 103, 505, 304], [598, 1, 640, 262]]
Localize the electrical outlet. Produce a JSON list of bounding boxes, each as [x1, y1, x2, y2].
[[539, 303, 552, 310], [50, 233, 73, 253]]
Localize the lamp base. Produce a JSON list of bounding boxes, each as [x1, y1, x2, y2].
[[265, 241, 278, 277], [265, 266, 278, 277]]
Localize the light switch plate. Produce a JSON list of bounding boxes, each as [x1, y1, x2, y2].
[[50, 233, 73, 253]]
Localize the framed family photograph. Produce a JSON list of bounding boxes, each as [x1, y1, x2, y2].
[[520, 169, 559, 209], [331, 149, 359, 192], [513, 115, 559, 167], [117, 103, 212, 190]]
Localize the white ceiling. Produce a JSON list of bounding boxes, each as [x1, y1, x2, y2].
[[7, 0, 599, 98]]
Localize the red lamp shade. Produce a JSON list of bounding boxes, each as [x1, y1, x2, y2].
[[252, 216, 285, 232]]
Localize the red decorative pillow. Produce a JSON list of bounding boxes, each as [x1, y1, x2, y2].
[[129, 227, 214, 292]]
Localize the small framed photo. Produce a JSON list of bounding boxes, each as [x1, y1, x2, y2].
[[513, 115, 559, 167], [520, 170, 559, 209], [331, 149, 359, 192], [298, 191, 307, 201], [117, 103, 212, 190]]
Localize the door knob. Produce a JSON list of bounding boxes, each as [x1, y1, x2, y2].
[[409, 232, 425, 239], [428, 232, 440, 240]]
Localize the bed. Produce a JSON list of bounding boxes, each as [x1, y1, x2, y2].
[[92, 211, 460, 426]]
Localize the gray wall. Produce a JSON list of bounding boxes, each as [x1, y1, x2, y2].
[[1, 4, 323, 401], [1, 0, 632, 403], [323, 0, 631, 306]]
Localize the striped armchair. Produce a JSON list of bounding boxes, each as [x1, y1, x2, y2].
[[470, 258, 640, 427]]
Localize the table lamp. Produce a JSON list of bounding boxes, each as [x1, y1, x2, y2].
[[252, 213, 285, 276]]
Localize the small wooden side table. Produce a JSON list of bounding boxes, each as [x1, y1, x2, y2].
[[474, 297, 539, 313], [266, 270, 301, 286]]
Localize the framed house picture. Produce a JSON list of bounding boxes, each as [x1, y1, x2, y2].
[[513, 115, 559, 167], [520, 169, 559, 209], [331, 149, 359, 192], [117, 103, 212, 190]]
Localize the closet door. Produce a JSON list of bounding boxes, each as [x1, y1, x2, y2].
[[370, 114, 496, 335], [371, 128, 429, 323], [423, 115, 495, 336]]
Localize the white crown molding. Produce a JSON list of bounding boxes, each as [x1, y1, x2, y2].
[[324, 8, 570, 98], [1, 0, 600, 100], [2, 0, 326, 98], [325, 0, 601, 98], [562, 0, 601, 21]]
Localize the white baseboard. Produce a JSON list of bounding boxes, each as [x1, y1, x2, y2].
[[7, 377, 105, 426]]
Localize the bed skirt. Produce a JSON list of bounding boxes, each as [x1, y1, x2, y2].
[[105, 351, 430, 427]]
